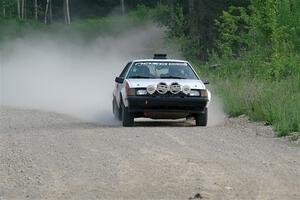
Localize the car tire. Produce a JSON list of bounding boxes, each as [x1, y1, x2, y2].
[[195, 108, 208, 126], [122, 103, 134, 127]]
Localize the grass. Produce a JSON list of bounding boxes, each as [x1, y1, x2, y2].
[[213, 77, 300, 136], [201, 51, 300, 137]]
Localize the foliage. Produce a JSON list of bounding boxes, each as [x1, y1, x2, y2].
[[206, 0, 300, 136], [0, 0, 165, 19], [0, 6, 157, 42], [216, 0, 300, 79], [0, 0, 250, 61], [215, 6, 250, 57], [208, 53, 300, 136], [0, 0, 18, 17]]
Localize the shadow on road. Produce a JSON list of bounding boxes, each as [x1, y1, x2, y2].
[[134, 119, 196, 127]]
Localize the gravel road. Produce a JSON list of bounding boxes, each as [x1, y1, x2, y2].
[[1, 106, 300, 200]]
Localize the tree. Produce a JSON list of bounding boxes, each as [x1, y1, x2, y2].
[[44, 0, 49, 24], [49, 0, 52, 23], [121, 0, 125, 15], [2, 0, 5, 17], [188, 0, 195, 34], [17, 0, 20, 19], [21, 0, 25, 19], [34, 0, 37, 20], [64, 0, 71, 24]]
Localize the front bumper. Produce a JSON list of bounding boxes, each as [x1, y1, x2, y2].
[[127, 96, 208, 113]]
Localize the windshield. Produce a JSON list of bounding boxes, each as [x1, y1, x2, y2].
[[126, 62, 199, 79]]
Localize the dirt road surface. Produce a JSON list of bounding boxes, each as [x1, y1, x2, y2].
[[1, 106, 300, 200]]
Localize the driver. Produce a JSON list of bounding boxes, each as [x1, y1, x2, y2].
[[168, 66, 182, 77], [136, 64, 151, 77]]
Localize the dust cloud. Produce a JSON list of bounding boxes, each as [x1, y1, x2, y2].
[[0, 24, 225, 126], [0, 25, 176, 125], [208, 95, 227, 126]]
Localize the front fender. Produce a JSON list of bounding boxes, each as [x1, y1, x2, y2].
[[206, 90, 212, 107], [120, 87, 129, 107]]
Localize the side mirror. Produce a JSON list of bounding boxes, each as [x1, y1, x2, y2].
[[203, 80, 210, 85], [115, 77, 124, 84]]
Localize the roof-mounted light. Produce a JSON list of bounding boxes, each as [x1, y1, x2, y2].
[[153, 54, 167, 59]]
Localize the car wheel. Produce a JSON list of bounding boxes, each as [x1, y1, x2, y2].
[[112, 98, 122, 121], [195, 108, 208, 126], [122, 103, 134, 127]]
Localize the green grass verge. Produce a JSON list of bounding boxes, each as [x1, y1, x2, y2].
[[213, 76, 300, 136], [201, 50, 300, 137]]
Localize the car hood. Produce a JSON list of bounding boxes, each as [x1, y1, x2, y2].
[[126, 79, 206, 90]]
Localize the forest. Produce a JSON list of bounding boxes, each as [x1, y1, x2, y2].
[[0, 0, 299, 137]]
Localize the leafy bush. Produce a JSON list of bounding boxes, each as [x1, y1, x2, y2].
[[199, 0, 299, 137]]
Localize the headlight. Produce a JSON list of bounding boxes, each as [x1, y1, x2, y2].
[[182, 85, 191, 95], [189, 90, 200, 96], [200, 89, 208, 97], [136, 89, 148, 96], [125, 81, 136, 96], [147, 85, 156, 95]]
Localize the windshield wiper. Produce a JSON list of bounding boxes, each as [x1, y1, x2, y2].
[[160, 76, 187, 79], [128, 76, 151, 79]]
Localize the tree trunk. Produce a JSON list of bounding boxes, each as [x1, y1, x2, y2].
[[24, 0, 27, 18], [65, 0, 71, 24], [63, 0, 67, 24], [49, 0, 53, 23], [2, 1, 5, 17], [44, 0, 49, 24], [21, 0, 24, 19], [21, 0, 27, 19], [120, 0, 125, 15], [167, 0, 175, 29], [17, 0, 21, 19], [34, 0, 38, 20], [189, 0, 195, 34], [189, 0, 194, 15]]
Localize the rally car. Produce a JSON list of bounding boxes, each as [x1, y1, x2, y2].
[[112, 54, 211, 127]]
